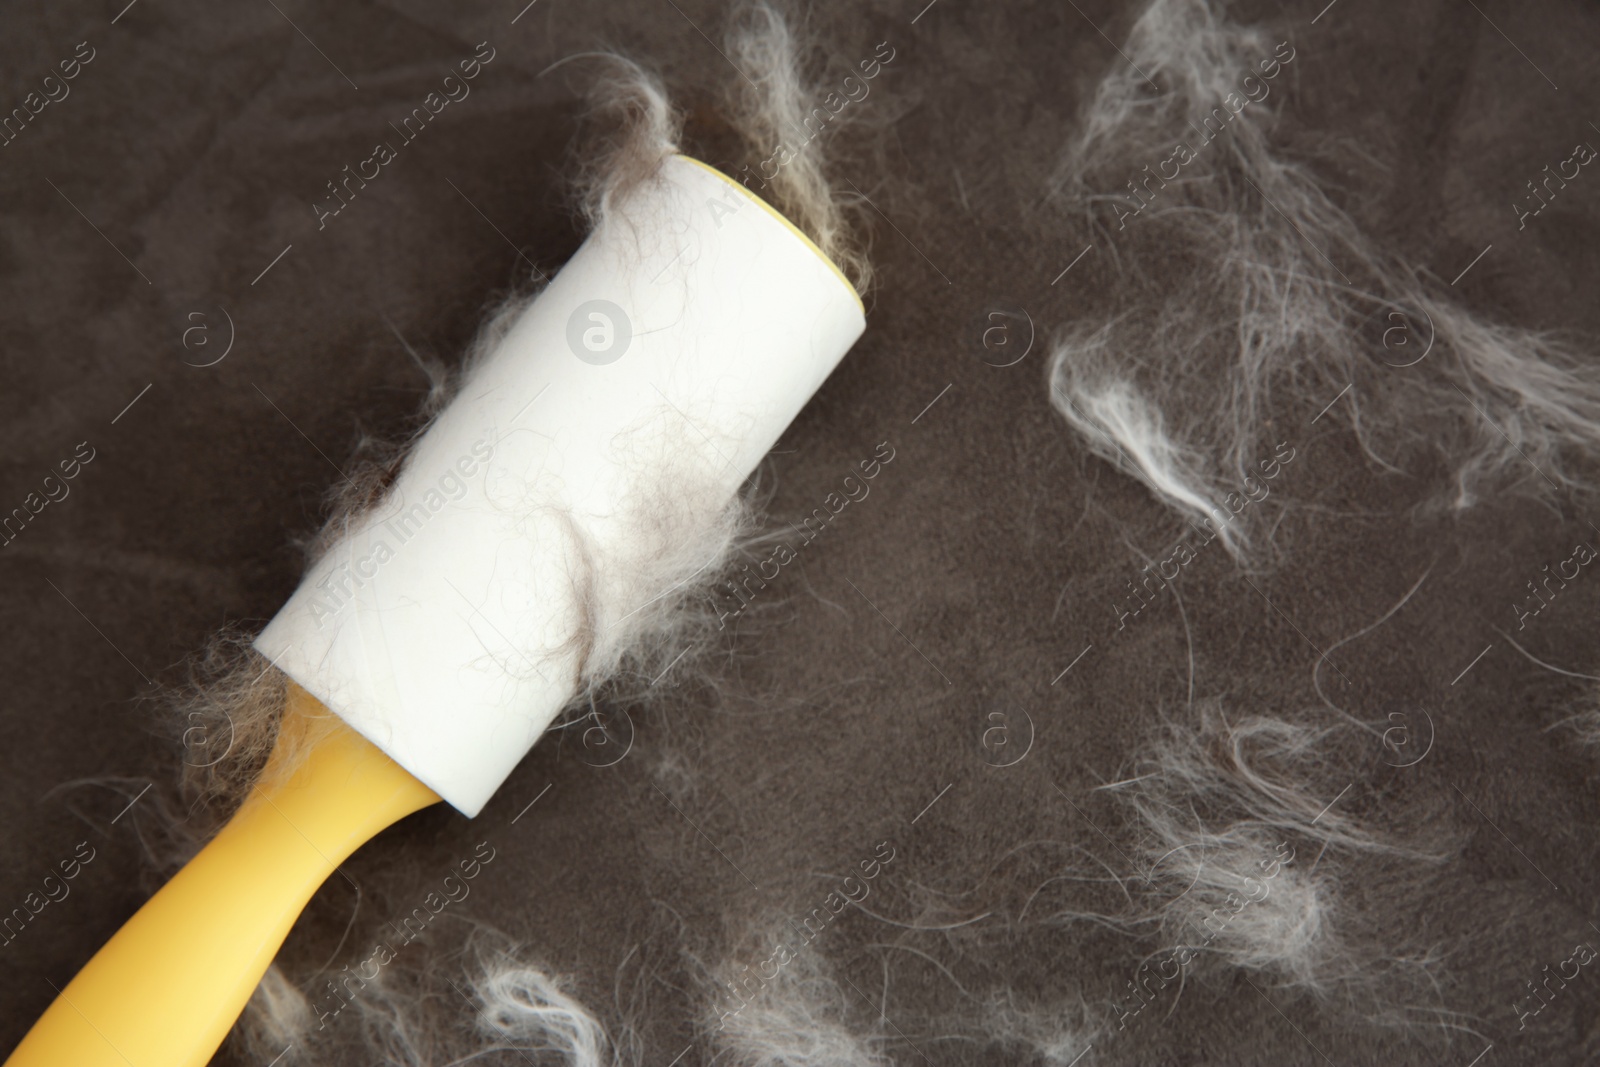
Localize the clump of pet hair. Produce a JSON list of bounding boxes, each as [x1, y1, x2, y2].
[[228, 928, 615, 1067], [701, 930, 892, 1067], [573, 54, 683, 230], [166, 628, 289, 823], [725, 1, 873, 295], [1048, 0, 1600, 560], [698, 918, 1104, 1065], [1102, 702, 1450, 997], [472, 944, 613, 1067], [976, 992, 1100, 1066], [236, 965, 316, 1060], [1050, 363, 1243, 555], [548, 421, 765, 711], [555, 5, 871, 290]]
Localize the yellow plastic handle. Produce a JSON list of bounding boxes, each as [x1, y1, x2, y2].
[[6, 684, 441, 1067]]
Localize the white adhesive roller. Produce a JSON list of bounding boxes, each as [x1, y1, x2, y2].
[[255, 155, 865, 816]]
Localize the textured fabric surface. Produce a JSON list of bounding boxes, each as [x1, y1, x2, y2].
[[4, 1, 1600, 1063]]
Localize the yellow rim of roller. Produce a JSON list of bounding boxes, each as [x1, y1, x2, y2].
[[676, 154, 866, 316]]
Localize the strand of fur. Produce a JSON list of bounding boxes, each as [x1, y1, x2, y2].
[[1048, 0, 1600, 561], [1551, 684, 1600, 751], [724, 1, 873, 295]]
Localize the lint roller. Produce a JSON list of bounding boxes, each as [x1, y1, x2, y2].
[[8, 155, 865, 1067]]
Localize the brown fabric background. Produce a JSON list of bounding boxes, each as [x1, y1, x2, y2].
[[4, 0, 1600, 1063]]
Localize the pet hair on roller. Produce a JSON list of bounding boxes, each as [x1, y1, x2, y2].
[[7, 154, 865, 1067], [255, 154, 864, 817]]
